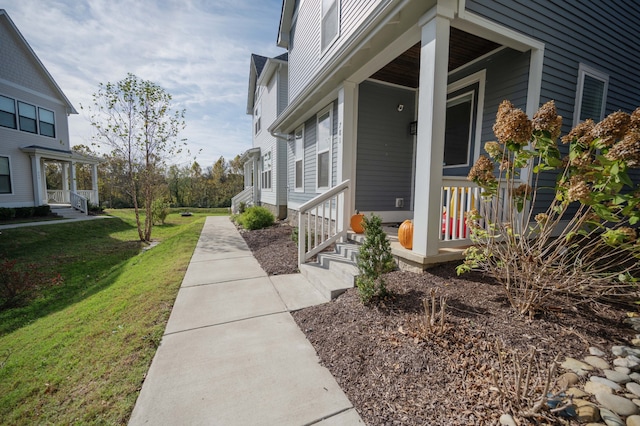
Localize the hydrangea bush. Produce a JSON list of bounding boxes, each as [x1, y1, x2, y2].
[[457, 100, 640, 316]]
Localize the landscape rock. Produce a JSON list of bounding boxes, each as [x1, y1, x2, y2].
[[599, 407, 625, 426], [575, 403, 600, 422], [631, 372, 640, 383], [634, 399, 640, 408], [499, 413, 516, 426], [596, 392, 639, 416], [591, 376, 623, 391], [590, 347, 607, 357], [557, 372, 580, 389], [567, 387, 589, 398], [627, 382, 640, 397], [615, 358, 640, 369], [604, 369, 632, 384], [585, 380, 614, 395], [613, 346, 629, 357], [563, 357, 595, 375], [616, 366, 632, 375], [586, 356, 612, 370], [627, 414, 640, 426], [631, 338, 640, 346]]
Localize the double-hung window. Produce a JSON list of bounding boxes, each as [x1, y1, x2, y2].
[[294, 126, 304, 191], [0, 156, 11, 194], [39, 107, 55, 137], [0, 95, 16, 129], [254, 103, 261, 135], [18, 101, 37, 134], [316, 107, 332, 191], [321, 0, 339, 52], [261, 151, 272, 190], [574, 63, 609, 124]]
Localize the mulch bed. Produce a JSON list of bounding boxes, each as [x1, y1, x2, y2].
[[240, 222, 636, 425]]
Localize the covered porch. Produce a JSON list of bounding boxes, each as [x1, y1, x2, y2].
[[20, 146, 101, 214], [294, 1, 544, 270]]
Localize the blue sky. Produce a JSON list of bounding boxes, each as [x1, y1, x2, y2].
[[4, 0, 285, 168]]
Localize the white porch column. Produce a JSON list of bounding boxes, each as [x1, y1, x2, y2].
[[91, 163, 99, 204], [337, 80, 358, 231], [412, 7, 452, 256], [70, 161, 78, 195], [29, 154, 44, 206], [62, 163, 70, 192], [252, 159, 259, 205]]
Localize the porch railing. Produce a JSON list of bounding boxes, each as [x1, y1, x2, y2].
[[47, 190, 66, 203], [70, 192, 89, 215], [439, 177, 511, 247], [298, 179, 350, 267], [231, 186, 254, 214], [47, 190, 98, 205]]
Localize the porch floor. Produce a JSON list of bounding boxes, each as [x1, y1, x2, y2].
[[347, 226, 468, 273]]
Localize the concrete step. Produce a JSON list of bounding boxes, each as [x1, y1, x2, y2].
[[52, 206, 88, 219], [299, 263, 354, 300]]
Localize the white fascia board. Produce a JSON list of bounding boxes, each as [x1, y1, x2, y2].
[[277, 0, 295, 48], [246, 59, 259, 115], [256, 58, 288, 87]]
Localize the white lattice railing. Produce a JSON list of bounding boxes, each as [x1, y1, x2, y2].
[[231, 186, 254, 214], [70, 192, 88, 215], [298, 180, 351, 267]]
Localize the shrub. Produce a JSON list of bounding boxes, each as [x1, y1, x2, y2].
[[356, 214, 395, 303], [457, 100, 640, 316], [0, 208, 16, 221], [238, 206, 274, 230], [88, 203, 104, 215], [34, 205, 51, 217], [151, 199, 170, 225], [14, 207, 34, 219], [238, 201, 247, 214]]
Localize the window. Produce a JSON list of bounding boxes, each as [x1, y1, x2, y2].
[[261, 151, 272, 190], [294, 126, 304, 191], [0, 156, 11, 194], [0, 95, 16, 129], [38, 107, 55, 137], [444, 92, 474, 167], [254, 104, 261, 134], [574, 63, 609, 124], [316, 107, 332, 190], [18, 101, 37, 134], [321, 0, 339, 52]]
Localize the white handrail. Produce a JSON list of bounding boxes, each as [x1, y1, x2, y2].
[[298, 180, 351, 267], [70, 191, 89, 215], [231, 186, 254, 214]]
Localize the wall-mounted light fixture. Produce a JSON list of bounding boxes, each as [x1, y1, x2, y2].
[[397, 104, 404, 112], [409, 121, 418, 135]]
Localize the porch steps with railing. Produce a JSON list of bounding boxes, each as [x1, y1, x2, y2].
[[50, 205, 89, 219], [299, 241, 360, 300]]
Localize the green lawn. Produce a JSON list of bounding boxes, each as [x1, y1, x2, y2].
[[0, 209, 226, 424]]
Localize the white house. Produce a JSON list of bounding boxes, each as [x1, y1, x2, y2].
[[233, 53, 289, 218], [0, 9, 100, 212]]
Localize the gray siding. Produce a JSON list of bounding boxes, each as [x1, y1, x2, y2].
[[466, 0, 640, 120], [277, 139, 288, 205], [355, 81, 415, 211], [277, 66, 289, 115]]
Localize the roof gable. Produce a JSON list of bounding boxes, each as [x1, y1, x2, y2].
[[246, 53, 288, 115], [0, 9, 77, 114]]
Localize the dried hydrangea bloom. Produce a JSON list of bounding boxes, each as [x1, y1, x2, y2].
[[511, 183, 531, 198], [484, 141, 503, 160], [567, 175, 591, 202], [605, 130, 640, 167], [561, 119, 595, 146], [630, 107, 640, 131], [570, 151, 593, 168], [618, 227, 637, 242], [468, 155, 496, 184], [499, 158, 512, 171], [493, 100, 532, 145], [534, 213, 549, 224], [532, 100, 563, 140], [465, 208, 481, 229], [592, 111, 630, 147]]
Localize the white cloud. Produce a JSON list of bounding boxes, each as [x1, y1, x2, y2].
[[3, 0, 285, 167]]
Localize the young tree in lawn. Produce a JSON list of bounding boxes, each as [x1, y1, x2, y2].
[[85, 73, 186, 241]]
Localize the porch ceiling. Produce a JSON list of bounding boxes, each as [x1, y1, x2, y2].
[[369, 28, 500, 89]]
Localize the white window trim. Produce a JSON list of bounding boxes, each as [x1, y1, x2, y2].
[[446, 69, 486, 168], [0, 155, 14, 195], [316, 105, 333, 192], [573, 63, 609, 125], [261, 151, 272, 190], [443, 90, 475, 169], [321, 0, 340, 54], [294, 125, 305, 192], [0, 94, 56, 137]]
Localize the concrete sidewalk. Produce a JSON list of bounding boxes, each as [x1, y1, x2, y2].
[[128, 216, 363, 426]]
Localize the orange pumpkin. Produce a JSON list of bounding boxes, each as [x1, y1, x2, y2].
[[398, 220, 413, 249], [350, 213, 365, 234]]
